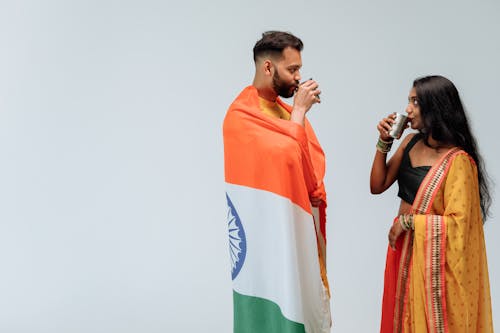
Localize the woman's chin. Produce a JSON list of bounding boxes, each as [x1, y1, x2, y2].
[[409, 121, 420, 130]]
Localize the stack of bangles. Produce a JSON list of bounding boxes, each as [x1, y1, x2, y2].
[[376, 137, 393, 153], [399, 214, 414, 231]]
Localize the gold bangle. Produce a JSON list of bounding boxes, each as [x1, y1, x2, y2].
[[376, 138, 393, 153], [379, 137, 394, 144], [399, 214, 414, 230]]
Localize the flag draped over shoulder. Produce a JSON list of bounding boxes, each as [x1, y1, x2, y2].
[[223, 86, 331, 333]]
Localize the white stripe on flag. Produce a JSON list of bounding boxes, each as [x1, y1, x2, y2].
[[226, 183, 330, 332]]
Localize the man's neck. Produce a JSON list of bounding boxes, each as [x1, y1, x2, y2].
[[252, 79, 278, 102]]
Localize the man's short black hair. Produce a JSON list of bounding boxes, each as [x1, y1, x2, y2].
[[253, 31, 303, 62]]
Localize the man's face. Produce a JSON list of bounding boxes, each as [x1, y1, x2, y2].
[[271, 47, 302, 98]]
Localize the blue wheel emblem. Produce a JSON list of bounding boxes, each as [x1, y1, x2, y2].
[[226, 193, 246, 280]]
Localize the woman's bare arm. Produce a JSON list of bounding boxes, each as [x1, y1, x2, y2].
[[370, 114, 414, 194]]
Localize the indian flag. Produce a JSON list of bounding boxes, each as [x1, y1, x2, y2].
[[223, 86, 331, 333]]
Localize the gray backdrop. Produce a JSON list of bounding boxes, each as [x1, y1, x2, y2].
[[1, 0, 498, 332]]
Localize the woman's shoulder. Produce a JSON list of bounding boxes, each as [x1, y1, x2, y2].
[[450, 149, 476, 167], [399, 132, 420, 151], [402, 132, 418, 143], [444, 150, 478, 186]]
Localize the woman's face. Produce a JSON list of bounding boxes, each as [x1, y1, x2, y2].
[[406, 87, 423, 130]]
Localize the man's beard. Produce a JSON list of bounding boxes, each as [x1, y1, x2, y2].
[[272, 70, 298, 98]]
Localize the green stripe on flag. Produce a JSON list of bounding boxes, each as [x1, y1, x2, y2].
[[233, 290, 306, 333]]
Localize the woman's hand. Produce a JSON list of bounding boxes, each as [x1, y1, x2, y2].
[[377, 113, 396, 142], [388, 218, 404, 250]]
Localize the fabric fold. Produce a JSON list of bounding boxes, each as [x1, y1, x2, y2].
[[380, 149, 493, 333], [224, 86, 330, 333]]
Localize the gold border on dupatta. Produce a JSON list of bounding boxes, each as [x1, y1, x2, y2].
[[425, 215, 447, 333], [392, 148, 460, 333], [418, 149, 458, 333]]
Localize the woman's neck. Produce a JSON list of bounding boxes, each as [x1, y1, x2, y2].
[[426, 134, 454, 152]]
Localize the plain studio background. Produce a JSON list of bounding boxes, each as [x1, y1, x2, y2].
[[0, 0, 499, 332]]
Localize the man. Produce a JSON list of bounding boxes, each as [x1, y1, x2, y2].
[[223, 31, 331, 333]]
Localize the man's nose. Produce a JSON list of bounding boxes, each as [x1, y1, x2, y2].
[[295, 72, 301, 82]]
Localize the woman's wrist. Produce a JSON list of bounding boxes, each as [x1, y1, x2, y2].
[[376, 137, 394, 154], [398, 214, 414, 231]]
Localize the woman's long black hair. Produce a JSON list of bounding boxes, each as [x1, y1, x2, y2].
[[414, 75, 492, 219]]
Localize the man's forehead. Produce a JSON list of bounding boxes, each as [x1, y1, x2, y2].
[[281, 47, 302, 65]]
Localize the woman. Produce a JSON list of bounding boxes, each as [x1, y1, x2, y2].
[[370, 75, 493, 332]]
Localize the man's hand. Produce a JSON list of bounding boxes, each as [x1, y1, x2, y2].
[[291, 79, 321, 125], [310, 196, 322, 207]]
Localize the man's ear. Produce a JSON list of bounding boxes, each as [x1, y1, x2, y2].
[[263, 59, 273, 76]]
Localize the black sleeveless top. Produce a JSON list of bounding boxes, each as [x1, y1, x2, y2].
[[397, 133, 431, 204]]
